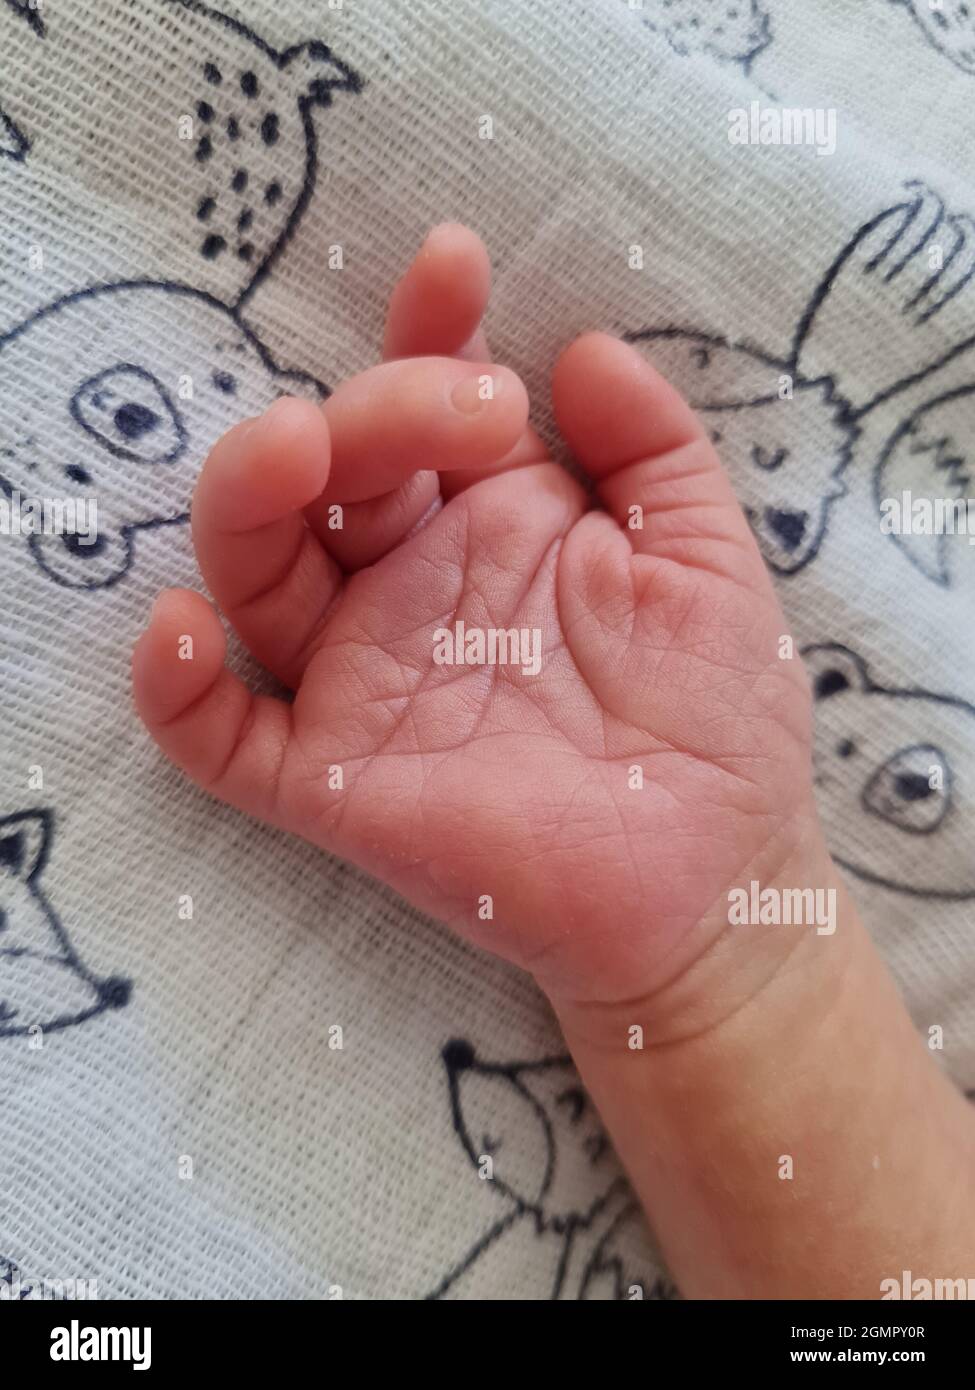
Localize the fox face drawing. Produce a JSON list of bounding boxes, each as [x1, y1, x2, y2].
[[444, 1038, 614, 1221], [627, 181, 975, 583], [628, 331, 857, 572], [0, 810, 131, 1037], [432, 1039, 676, 1300], [805, 645, 975, 900]]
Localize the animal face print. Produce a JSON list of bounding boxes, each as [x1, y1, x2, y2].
[[443, 1038, 614, 1221], [805, 645, 975, 899], [627, 182, 975, 582], [0, 810, 131, 1037], [626, 331, 857, 573], [0, 281, 323, 588], [432, 1040, 676, 1300]]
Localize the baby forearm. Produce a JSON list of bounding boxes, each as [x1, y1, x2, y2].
[[556, 851, 975, 1299]]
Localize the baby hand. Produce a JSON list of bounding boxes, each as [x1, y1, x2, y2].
[[135, 228, 975, 1303], [133, 227, 817, 1027]]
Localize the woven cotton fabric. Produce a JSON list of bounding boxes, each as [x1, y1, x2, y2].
[[1, 0, 973, 1300]]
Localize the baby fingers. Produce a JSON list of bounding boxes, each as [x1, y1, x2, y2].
[[132, 589, 293, 826], [190, 359, 529, 691], [191, 397, 343, 689], [317, 355, 529, 503]]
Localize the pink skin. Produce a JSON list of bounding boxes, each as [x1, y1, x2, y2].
[[132, 224, 813, 1015], [133, 226, 975, 1299]]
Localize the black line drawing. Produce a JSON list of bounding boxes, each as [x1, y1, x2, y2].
[[875, 382, 974, 586], [0, 280, 325, 588], [642, 1, 975, 79], [626, 326, 857, 574], [3, 0, 44, 39], [0, 809, 132, 1037], [428, 1039, 678, 1300], [0, 0, 361, 589], [627, 182, 975, 580], [804, 644, 975, 899], [893, 0, 975, 76], [0, 0, 44, 160], [169, 0, 363, 306], [0, 2, 362, 296], [0, 104, 29, 162], [639, 0, 773, 71]]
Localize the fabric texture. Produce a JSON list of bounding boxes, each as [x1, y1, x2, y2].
[[1, 0, 973, 1299]]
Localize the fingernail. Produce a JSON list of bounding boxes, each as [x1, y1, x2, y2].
[[255, 396, 295, 436], [421, 222, 450, 254], [451, 371, 496, 415], [149, 590, 172, 624]]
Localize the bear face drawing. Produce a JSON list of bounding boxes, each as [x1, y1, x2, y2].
[[0, 282, 322, 588], [805, 645, 975, 899], [0, 810, 131, 1038]]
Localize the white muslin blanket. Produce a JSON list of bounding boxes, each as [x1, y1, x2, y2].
[[1, 0, 973, 1299]]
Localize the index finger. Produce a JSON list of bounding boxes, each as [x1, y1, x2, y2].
[[318, 355, 530, 503]]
